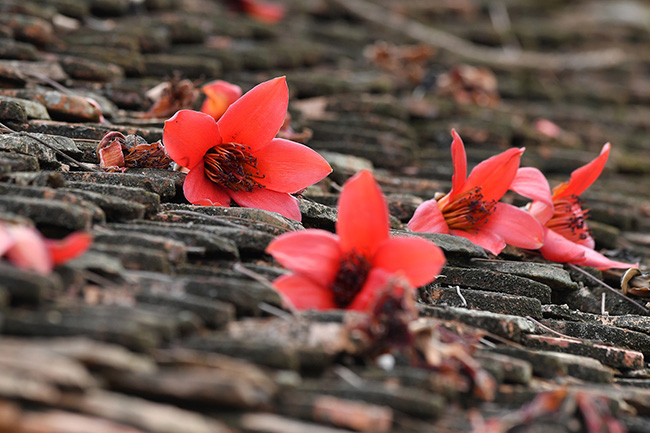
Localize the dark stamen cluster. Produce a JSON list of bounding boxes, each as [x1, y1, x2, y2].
[[203, 142, 265, 191], [331, 251, 372, 308], [444, 186, 497, 229]]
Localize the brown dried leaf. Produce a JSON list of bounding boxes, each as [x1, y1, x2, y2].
[[142, 76, 199, 119]]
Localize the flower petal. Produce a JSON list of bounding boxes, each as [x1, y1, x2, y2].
[[0, 224, 15, 256], [218, 76, 288, 150], [228, 187, 300, 221], [448, 129, 467, 201], [5, 225, 52, 274], [463, 147, 524, 203], [163, 110, 221, 169], [372, 236, 445, 288], [481, 203, 544, 250], [450, 227, 506, 256], [201, 80, 242, 121], [253, 138, 332, 193], [539, 227, 586, 264], [528, 200, 554, 225], [577, 246, 638, 270], [347, 268, 394, 312], [511, 167, 553, 210], [272, 273, 337, 310], [45, 232, 92, 265], [336, 170, 390, 256], [408, 199, 450, 234], [266, 229, 342, 287], [243, 0, 285, 23], [183, 162, 231, 206], [553, 143, 610, 199]]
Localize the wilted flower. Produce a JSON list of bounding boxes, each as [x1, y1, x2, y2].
[[408, 130, 543, 255], [266, 170, 445, 311], [200, 80, 242, 121]]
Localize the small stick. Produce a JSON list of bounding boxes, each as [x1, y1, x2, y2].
[[601, 292, 607, 316], [566, 263, 649, 314], [0, 121, 98, 172], [525, 315, 582, 342], [454, 285, 468, 307]]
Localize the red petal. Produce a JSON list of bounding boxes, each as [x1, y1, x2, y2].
[[243, 0, 285, 23], [45, 232, 92, 265], [228, 187, 300, 221], [528, 200, 554, 225], [347, 268, 393, 312], [408, 199, 450, 234], [336, 170, 389, 256], [481, 203, 544, 250], [372, 236, 445, 288], [577, 246, 638, 270], [201, 80, 242, 121], [5, 225, 52, 274], [553, 143, 610, 199], [0, 224, 15, 256], [448, 129, 467, 201], [511, 167, 553, 209], [463, 147, 524, 203], [98, 141, 125, 170], [183, 162, 232, 206], [163, 110, 221, 169], [217, 77, 288, 150], [450, 227, 506, 256], [539, 227, 586, 263], [272, 274, 337, 310], [253, 138, 332, 193], [266, 229, 342, 287]]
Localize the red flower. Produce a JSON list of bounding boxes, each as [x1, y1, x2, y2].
[[408, 130, 543, 255], [0, 223, 92, 275], [511, 143, 637, 270], [200, 80, 242, 121], [225, 0, 285, 24], [163, 76, 332, 221], [266, 170, 445, 311]]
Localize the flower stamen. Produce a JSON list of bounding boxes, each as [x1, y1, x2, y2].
[[443, 186, 497, 230], [203, 142, 265, 191], [331, 251, 372, 308], [547, 195, 591, 242]]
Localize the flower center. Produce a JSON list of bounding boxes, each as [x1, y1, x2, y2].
[[546, 195, 591, 243], [203, 142, 265, 191], [442, 186, 497, 230], [331, 251, 372, 308]]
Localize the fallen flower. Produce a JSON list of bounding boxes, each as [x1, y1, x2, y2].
[[143, 75, 199, 119], [224, 0, 285, 24], [163, 76, 332, 220], [266, 170, 445, 311], [97, 131, 173, 172], [200, 80, 242, 121], [511, 143, 637, 269], [408, 130, 543, 255], [0, 223, 92, 275]]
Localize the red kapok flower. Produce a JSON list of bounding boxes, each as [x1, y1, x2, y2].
[[200, 80, 242, 121], [0, 223, 92, 275], [408, 130, 543, 255], [266, 170, 445, 311], [225, 0, 285, 24], [163, 76, 332, 221], [511, 143, 637, 270]]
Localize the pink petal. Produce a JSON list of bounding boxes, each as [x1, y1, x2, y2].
[[408, 199, 450, 234], [450, 228, 506, 256], [372, 236, 445, 288], [336, 170, 390, 257], [228, 187, 300, 221], [463, 147, 524, 204], [44, 232, 92, 265], [481, 203, 544, 250], [448, 129, 467, 201], [539, 227, 586, 264], [553, 143, 610, 199], [163, 110, 221, 169], [528, 200, 554, 225], [347, 268, 394, 312], [511, 167, 553, 209], [183, 161, 231, 206], [577, 245, 638, 270], [5, 225, 52, 274], [201, 80, 242, 121], [272, 274, 337, 311], [266, 229, 342, 287], [218, 77, 288, 150], [0, 224, 15, 256], [253, 138, 332, 193]]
